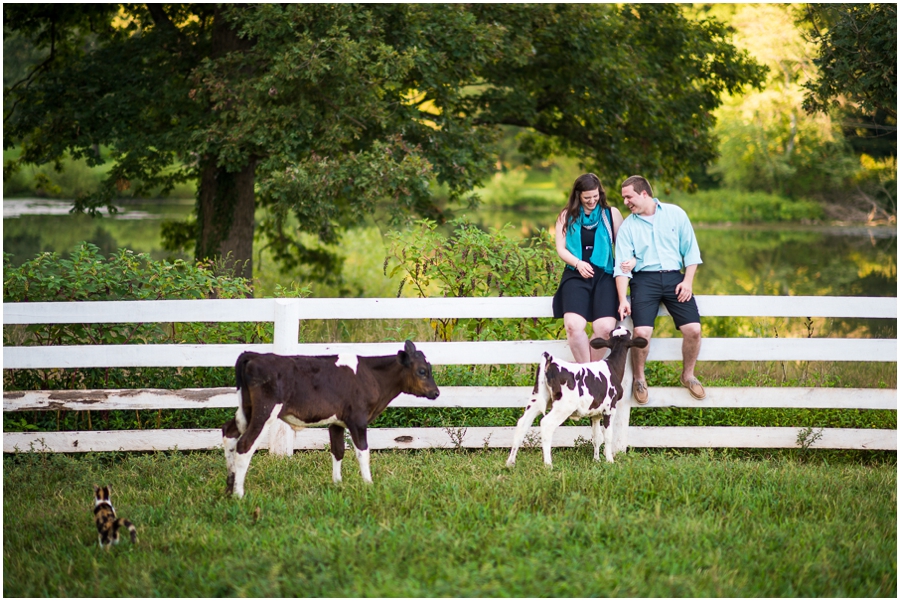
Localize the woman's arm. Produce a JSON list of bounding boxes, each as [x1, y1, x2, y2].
[[611, 207, 624, 239], [555, 211, 593, 277]]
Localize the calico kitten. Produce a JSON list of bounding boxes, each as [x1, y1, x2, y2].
[[93, 485, 137, 548]]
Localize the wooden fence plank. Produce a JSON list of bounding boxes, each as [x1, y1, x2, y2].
[[5, 386, 896, 412], [4, 295, 896, 324], [5, 426, 895, 453], [3, 295, 895, 456], [4, 337, 896, 369]]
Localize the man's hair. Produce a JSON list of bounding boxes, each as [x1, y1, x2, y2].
[[621, 175, 653, 197]]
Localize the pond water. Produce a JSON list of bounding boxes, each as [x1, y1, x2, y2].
[[3, 197, 897, 306]]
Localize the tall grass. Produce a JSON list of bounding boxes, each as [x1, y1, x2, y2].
[[665, 189, 824, 223], [3, 449, 895, 597]]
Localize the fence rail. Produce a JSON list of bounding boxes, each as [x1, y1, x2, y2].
[[3, 295, 897, 455]]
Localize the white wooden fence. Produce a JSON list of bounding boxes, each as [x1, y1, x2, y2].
[[3, 295, 897, 455]]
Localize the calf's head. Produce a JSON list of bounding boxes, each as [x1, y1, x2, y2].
[[589, 326, 649, 354], [398, 340, 440, 399]]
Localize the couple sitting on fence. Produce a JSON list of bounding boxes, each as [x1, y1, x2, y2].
[[552, 173, 706, 404]]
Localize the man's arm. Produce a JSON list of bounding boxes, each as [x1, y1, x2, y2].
[[616, 276, 631, 320], [676, 263, 698, 302]]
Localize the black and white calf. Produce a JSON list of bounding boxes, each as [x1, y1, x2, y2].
[[506, 326, 648, 467], [222, 340, 440, 498]]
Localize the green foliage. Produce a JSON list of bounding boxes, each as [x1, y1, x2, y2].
[[667, 189, 823, 223], [705, 4, 863, 199], [3, 450, 896, 596], [3, 242, 253, 304], [2, 147, 197, 200], [802, 4, 897, 120], [2, 243, 264, 432], [385, 218, 562, 342], [3, 4, 765, 274]]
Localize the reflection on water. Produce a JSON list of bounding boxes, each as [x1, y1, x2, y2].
[[3, 199, 896, 305], [3, 198, 194, 265], [459, 207, 897, 298]]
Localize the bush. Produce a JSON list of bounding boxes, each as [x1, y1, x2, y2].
[[2, 243, 270, 432], [385, 217, 563, 342]]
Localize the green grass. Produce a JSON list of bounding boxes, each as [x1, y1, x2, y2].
[[4, 448, 895, 597], [665, 189, 824, 223]]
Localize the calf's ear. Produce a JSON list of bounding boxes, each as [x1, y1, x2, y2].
[[398, 349, 410, 366], [589, 337, 611, 349], [399, 340, 417, 366], [630, 337, 649, 349]]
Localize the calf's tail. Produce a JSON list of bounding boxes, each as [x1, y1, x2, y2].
[[532, 352, 551, 414], [235, 352, 254, 390]]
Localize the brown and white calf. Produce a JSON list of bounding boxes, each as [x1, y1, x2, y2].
[[506, 326, 648, 467], [222, 340, 439, 498]]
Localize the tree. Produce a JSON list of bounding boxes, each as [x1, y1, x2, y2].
[[706, 4, 859, 197], [4, 4, 764, 281], [802, 3, 896, 120]]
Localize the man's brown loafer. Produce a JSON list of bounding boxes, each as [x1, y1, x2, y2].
[[633, 380, 649, 405], [681, 376, 706, 400]]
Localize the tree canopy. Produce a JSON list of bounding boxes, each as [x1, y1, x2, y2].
[[802, 3, 896, 120], [3, 4, 765, 278]]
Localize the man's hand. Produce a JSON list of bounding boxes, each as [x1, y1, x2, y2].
[[618, 299, 632, 321], [675, 279, 693, 302]]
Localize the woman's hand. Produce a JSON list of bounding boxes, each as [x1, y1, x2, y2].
[[620, 257, 636, 273], [576, 260, 594, 278]]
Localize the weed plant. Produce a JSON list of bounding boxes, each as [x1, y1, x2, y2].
[[3, 448, 895, 597]]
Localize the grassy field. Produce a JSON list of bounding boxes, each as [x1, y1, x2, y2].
[[4, 448, 895, 597]]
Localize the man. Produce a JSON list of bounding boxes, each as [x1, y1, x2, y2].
[[613, 175, 705, 404]]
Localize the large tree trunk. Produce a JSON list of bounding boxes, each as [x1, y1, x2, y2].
[[196, 158, 256, 280], [195, 7, 256, 282]]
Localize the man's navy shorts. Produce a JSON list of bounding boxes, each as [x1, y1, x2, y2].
[[629, 270, 701, 330]]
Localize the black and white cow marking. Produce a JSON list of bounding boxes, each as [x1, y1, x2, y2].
[[222, 340, 439, 498], [506, 326, 648, 467]]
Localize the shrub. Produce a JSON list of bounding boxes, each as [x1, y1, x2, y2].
[[3, 243, 274, 432], [384, 217, 563, 342]]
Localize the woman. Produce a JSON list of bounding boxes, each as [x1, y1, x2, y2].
[[551, 173, 631, 362]]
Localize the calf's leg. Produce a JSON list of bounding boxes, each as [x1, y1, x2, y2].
[[539, 404, 573, 467], [223, 388, 249, 495], [590, 415, 604, 461], [231, 400, 284, 498], [222, 418, 241, 495], [507, 396, 544, 467], [328, 424, 345, 484], [603, 412, 616, 463], [347, 423, 372, 483]]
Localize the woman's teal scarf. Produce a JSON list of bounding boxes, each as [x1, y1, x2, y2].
[[564, 206, 614, 273]]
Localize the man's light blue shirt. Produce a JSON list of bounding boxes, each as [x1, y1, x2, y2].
[[613, 199, 702, 278]]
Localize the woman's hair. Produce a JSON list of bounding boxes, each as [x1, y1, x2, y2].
[[562, 173, 608, 231]]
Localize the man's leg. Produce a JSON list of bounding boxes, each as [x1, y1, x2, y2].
[[678, 322, 705, 399], [679, 322, 702, 381], [631, 325, 653, 404], [632, 325, 654, 381], [627, 273, 661, 405]]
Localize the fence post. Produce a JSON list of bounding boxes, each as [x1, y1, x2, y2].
[[269, 298, 300, 456], [613, 316, 634, 456]]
